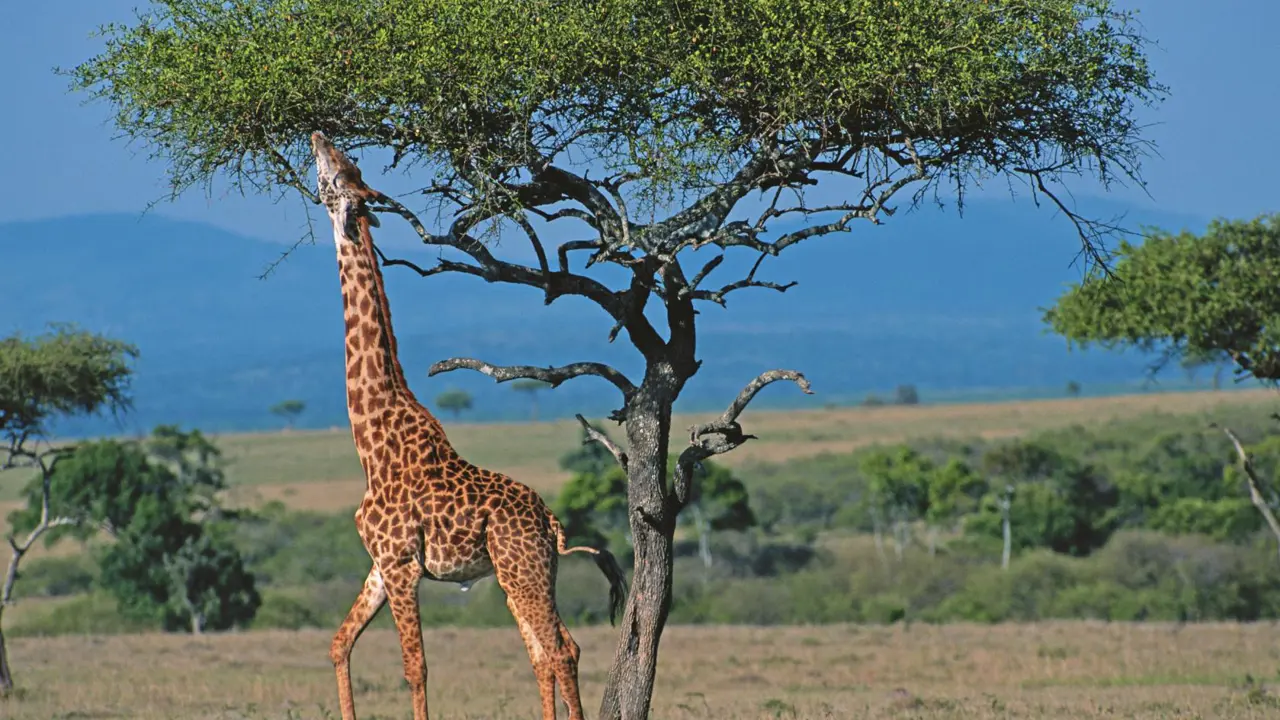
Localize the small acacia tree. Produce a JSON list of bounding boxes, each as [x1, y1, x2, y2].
[[434, 388, 473, 419], [71, 1, 1163, 714], [269, 399, 306, 430], [0, 325, 136, 692], [511, 379, 552, 421]]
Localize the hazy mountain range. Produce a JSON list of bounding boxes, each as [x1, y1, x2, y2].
[[1, 197, 1216, 437]]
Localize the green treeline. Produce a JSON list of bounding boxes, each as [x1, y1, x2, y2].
[[10, 403, 1280, 635]]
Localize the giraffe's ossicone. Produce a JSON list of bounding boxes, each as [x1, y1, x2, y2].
[[311, 131, 626, 720]]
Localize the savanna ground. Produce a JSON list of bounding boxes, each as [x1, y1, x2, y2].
[[4, 388, 1280, 719], [5, 622, 1280, 719]]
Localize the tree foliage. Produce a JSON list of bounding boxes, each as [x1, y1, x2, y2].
[[1046, 214, 1280, 382], [71, 0, 1162, 243], [0, 325, 136, 441]]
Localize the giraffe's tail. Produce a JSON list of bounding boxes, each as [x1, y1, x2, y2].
[[548, 510, 629, 626]]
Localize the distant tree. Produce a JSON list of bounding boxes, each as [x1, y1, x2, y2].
[[554, 468, 630, 549], [1065, 380, 1082, 397], [511, 380, 552, 422], [554, 456, 754, 569], [924, 459, 988, 555], [859, 447, 932, 560], [434, 389, 473, 419], [559, 422, 620, 477], [969, 440, 1119, 558], [0, 325, 136, 692], [1046, 214, 1280, 386], [895, 385, 921, 406], [862, 394, 886, 408], [9, 425, 260, 634], [673, 459, 756, 568], [269, 399, 306, 430]]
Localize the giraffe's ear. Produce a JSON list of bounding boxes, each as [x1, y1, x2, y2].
[[366, 212, 381, 229]]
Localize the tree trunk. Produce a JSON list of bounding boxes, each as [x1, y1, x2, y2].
[[871, 511, 887, 567], [1001, 502, 1013, 571], [0, 608, 12, 694], [891, 516, 905, 561], [598, 374, 676, 720], [691, 504, 713, 569]]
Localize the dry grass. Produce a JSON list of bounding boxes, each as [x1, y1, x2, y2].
[[4, 622, 1280, 719]]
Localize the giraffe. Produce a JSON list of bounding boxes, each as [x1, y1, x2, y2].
[[310, 131, 627, 720]]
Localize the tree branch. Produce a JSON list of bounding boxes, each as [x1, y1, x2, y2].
[[428, 357, 637, 398], [369, 193, 625, 312], [691, 252, 798, 306], [1017, 166, 1129, 273], [669, 370, 814, 513], [1215, 423, 1280, 561], [574, 414, 628, 472]]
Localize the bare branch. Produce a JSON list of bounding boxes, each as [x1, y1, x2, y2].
[[368, 193, 626, 315], [511, 214, 554, 303], [428, 357, 637, 397], [669, 370, 814, 512], [1215, 423, 1280, 561], [691, 252, 798, 306], [574, 414, 628, 472], [529, 207, 598, 228], [1017, 167, 1128, 274]]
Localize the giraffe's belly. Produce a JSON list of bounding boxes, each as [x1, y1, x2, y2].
[[420, 551, 494, 587]]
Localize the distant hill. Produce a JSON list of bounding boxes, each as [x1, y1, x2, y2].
[[1, 199, 1216, 437]]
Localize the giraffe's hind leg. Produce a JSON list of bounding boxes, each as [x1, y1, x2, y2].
[[489, 530, 584, 720], [330, 567, 388, 720]]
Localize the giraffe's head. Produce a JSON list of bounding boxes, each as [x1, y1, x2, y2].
[[311, 131, 383, 247]]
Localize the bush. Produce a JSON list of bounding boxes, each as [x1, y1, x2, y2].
[[250, 591, 325, 630], [9, 592, 152, 637], [14, 554, 97, 598]]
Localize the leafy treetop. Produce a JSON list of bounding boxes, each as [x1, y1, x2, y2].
[[1045, 214, 1280, 383], [0, 325, 137, 446], [71, 0, 1162, 281]]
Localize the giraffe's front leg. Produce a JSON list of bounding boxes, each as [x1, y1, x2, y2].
[[331, 567, 388, 720], [383, 564, 430, 720]]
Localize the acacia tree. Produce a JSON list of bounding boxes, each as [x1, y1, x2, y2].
[[0, 326, 136, 692], [70, 1, 1163, 715], [269, 399, 306, 430], [511, 379, 552, 421], [1046, 214, 1280, 557]]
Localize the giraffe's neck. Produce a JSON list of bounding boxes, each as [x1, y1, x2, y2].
[[336, 218, 417, 411]]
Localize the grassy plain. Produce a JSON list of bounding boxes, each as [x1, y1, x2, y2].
[[218, 387, 1278, 513], [4, 622, 1280, 719], [1, 388, 1275, 518]]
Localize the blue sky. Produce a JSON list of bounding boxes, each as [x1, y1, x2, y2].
[[5, 0, 1280, 246]]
